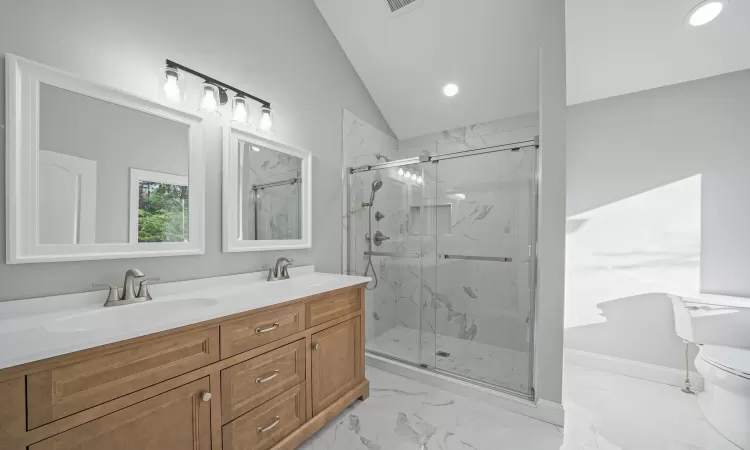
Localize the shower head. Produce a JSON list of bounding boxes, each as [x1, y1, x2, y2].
[[374, 153, 392, 163], [367, 179, 384, 206]]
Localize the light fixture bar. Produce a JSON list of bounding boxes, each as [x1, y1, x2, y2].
[[165, 59, 271, 108]]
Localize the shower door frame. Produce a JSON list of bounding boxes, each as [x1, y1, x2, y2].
[[345, 137, 541, 401]]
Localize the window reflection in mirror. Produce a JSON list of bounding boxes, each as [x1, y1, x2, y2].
[[137, 180, 189, 243], [237, 141, 302, 240], [37, 83, 190, 245]]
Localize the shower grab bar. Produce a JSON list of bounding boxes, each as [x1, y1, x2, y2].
[[363, 251, 421, 259], [439, 254, 512, 262]]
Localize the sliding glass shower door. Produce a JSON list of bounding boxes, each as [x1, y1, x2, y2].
[[350, 142, 538, 398], [428, 147, 537, 396]]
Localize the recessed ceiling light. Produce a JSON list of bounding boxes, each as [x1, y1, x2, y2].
[[686, 0, 726, 27], [443, 83, 459, 97]]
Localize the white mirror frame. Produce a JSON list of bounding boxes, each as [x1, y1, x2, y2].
[[5, 54, 205, 264], [222, 126, 312, 252]]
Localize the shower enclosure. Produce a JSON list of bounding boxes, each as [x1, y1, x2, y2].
[[346, 139, 539, 398]]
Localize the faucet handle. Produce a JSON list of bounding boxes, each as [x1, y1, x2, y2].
[[137, 277, 160, 300], [93, 283, 120, 304], [280, 261, 293, 278]]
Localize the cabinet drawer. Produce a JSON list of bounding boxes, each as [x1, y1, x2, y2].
[[29, 377, 212, 450], [221, 304, 305, 357], [221, 340, 306, 423], [26, 327, 219, 429], [223, 383, 306, 450], [306, 287, 361, 328]]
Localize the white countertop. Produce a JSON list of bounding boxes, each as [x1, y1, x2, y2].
[[0, 267, 370, 371]]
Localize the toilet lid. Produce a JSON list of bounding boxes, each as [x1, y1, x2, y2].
[[701, 345, 750, 376]]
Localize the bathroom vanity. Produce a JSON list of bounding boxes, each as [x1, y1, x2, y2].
[[0, 269, 370, 450]]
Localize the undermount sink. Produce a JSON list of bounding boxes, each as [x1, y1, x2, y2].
[[45, 298, 218, 333]]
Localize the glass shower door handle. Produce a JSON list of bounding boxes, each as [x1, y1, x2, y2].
[[439, 254, 513, 262]]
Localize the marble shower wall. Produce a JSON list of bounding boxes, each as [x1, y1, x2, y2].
[[342, 110, 400, 343]]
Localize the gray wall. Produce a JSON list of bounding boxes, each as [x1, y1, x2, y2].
[[566, 68, 750, 369], [0, 0, 391, 301]]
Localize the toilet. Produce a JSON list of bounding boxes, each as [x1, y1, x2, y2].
[[670, 293, 750, 449]]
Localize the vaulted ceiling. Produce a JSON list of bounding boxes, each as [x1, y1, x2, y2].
[[316, 0, 750, 139]]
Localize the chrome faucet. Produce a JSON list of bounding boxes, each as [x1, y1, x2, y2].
[[96, 269, 159, 307], [122, 269, 145, 300], [267, 257, 294, 281]]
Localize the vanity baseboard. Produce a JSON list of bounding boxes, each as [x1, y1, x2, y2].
[[0, 283, 368, 450]]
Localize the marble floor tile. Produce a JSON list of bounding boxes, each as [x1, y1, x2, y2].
[[301, 363, 739, 450], [367, 326, 529, 393]]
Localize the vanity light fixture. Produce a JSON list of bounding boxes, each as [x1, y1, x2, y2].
[[199, 83, 221, 116], [163, 67, 182, 103], [398, 168, 405, 177], [164, 59, 272, 129], [259, 106, 274, 132], [231, 96, 251, 125], [403, 169, 411, 179]]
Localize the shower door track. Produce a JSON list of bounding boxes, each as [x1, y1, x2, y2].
[[349, 137, 538, 173], [366, 349, 535, 401]]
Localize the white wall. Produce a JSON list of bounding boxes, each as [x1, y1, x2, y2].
[[0, 0, 391, 301], [566, 68, 750, 370]]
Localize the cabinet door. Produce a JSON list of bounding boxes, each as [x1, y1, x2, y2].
[[30, 378, 212, 450], [310, 317, 362, 415]]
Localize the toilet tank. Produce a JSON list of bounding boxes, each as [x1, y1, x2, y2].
[[670, 293, 750, 348]]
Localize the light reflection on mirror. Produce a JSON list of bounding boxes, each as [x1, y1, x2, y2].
[[237, 140, 302, 240]]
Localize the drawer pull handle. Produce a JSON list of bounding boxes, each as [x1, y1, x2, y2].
[[256, 369, 280, 384], [257, 416, 281, 433], [255, 323, 280, 334]]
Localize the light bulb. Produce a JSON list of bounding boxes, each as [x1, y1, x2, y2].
[[417, 176, 423, 184], [231, 97, 249, 124], [252, 146, 260, 152], [200, 85, 218, 112], [398, 168, 404, 177], [404, 170, 411, 178], [163, 70, 181, 103], [259, 106, 274, 132], [688, 1, 724, 26], [411, 173, 417, 181], [443, 83, 459, 97]]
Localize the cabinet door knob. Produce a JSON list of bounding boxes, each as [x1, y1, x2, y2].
[[312, 343, 321, 350], [201, 392, 212, 402]]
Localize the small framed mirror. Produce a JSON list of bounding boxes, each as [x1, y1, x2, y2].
[[5, 54, 205, 263], [222, 127, 311, 252]]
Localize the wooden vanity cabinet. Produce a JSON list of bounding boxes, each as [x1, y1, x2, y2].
[[0, 284, 368, 450]]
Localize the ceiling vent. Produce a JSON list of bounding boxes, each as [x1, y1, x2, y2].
[[386, 0, 424, 17]]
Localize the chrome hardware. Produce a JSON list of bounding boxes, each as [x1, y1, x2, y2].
[[439, 254, 512, 262], [122, 268, 145, 300], [257, 416, 281, 433], [255, 323, 280, 334], [313, 343, 321, 350], [255, 369, 280, 384], [137, 277, 160, 300], [267, 257, 293, 281], [93, 284, 120, 304], [201, 392, 212, 402], [365, 231, 390, 246], [374, 211, 385, 221], [363, 251, 420, 259]]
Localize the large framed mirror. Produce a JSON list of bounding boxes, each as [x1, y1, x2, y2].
[[222, 127, 311, 252], [5, 54, 205, 263]]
